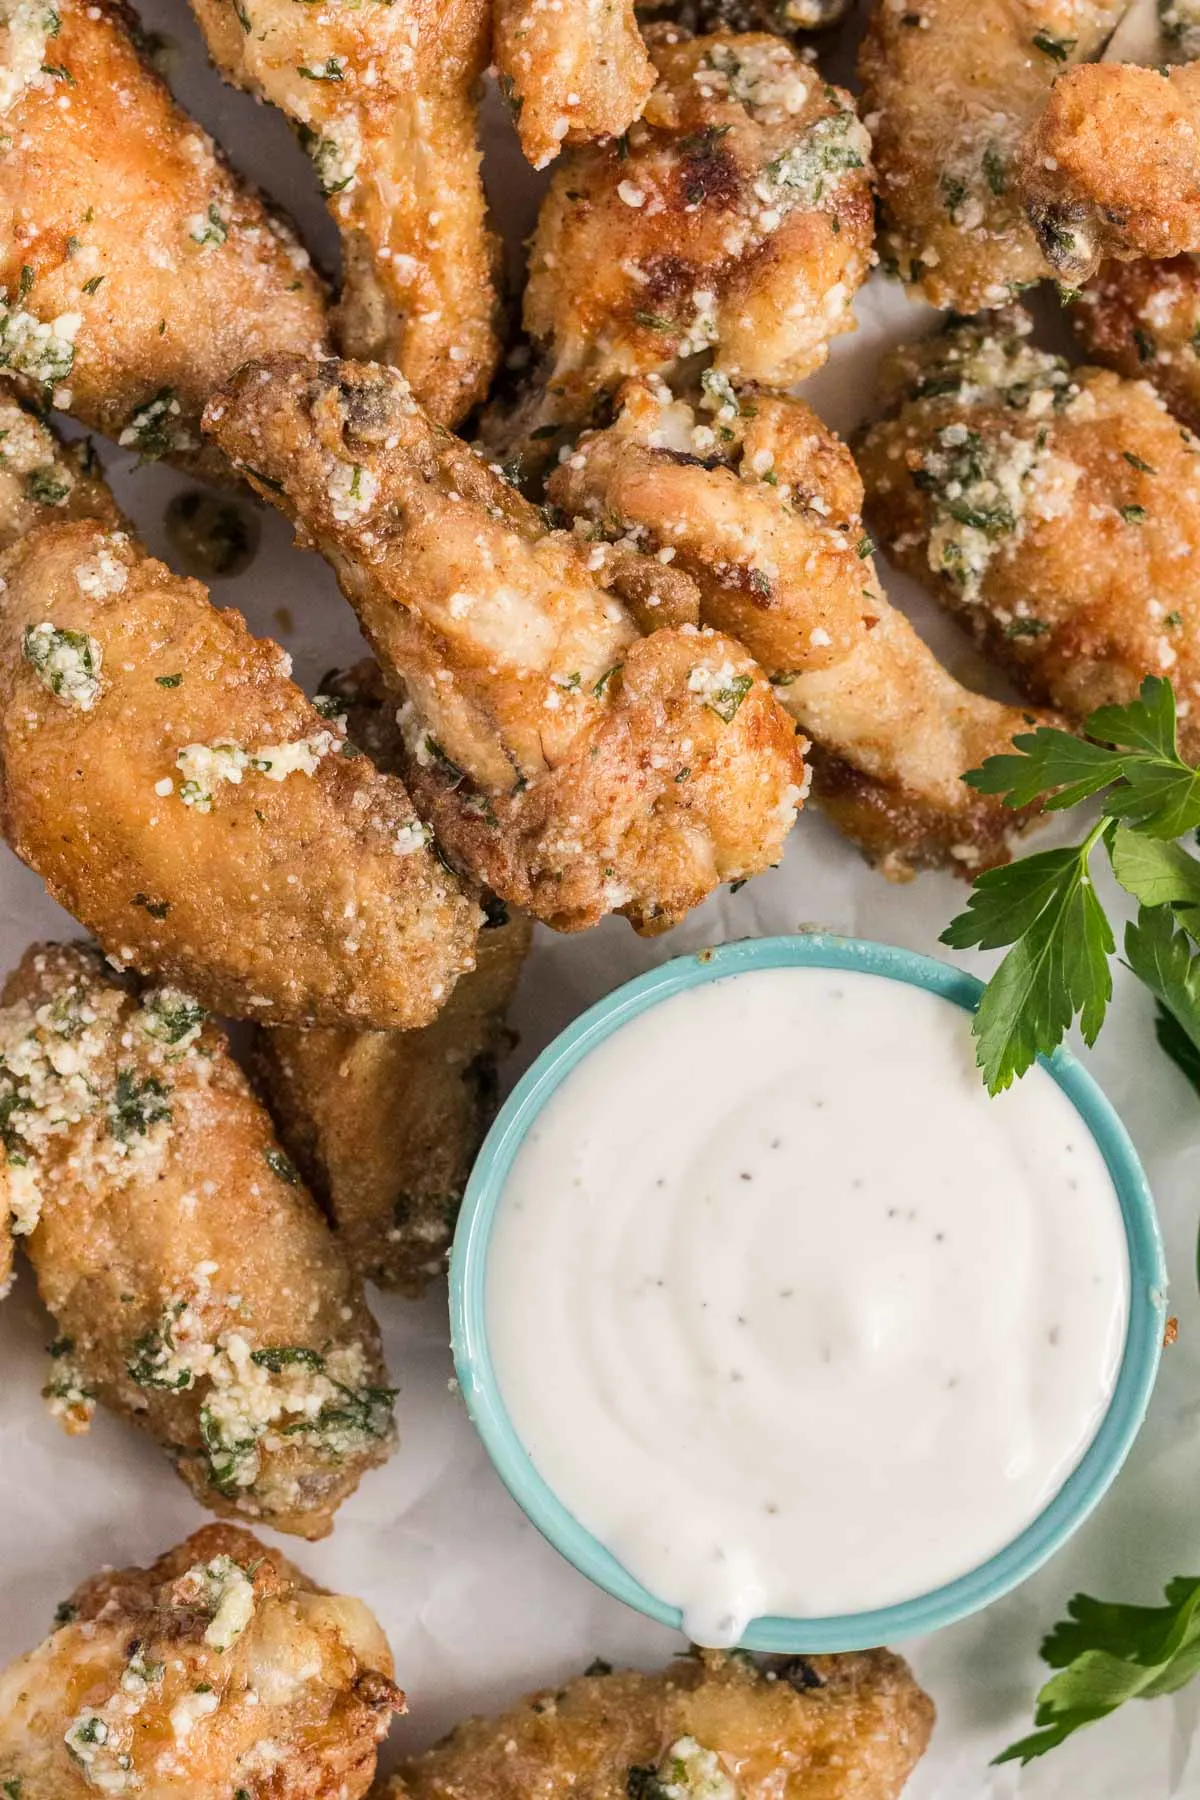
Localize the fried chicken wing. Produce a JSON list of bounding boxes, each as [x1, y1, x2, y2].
[[187, 0, 499, 427], [857, 307, 1200, 745], [481, 28, 872, 484], [0, 0, 328, 479], [0, 1523, 401, 1797], [381, 1649, 933, 1800], [0, 517, 479, 1026], [205, 356, 806, 932], [859, 0, 1124, 311], [551, 375, 1045, 875], [1070, 254, 1200, 434], [494, 0, 656, 169], [1020, 62, 1200, 278], [255, 671, 530, 1294], [1, 941, 399, 1536]]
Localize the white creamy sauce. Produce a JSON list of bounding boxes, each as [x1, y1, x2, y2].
[[486, 966, 1130, 1645]]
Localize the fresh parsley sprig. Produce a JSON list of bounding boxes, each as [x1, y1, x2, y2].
[[942, 677, 1200, 1092], [997, 1577, 1200, 1764]]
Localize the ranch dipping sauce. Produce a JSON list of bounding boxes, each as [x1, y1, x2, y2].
[[485, 965, 1131, 1646]]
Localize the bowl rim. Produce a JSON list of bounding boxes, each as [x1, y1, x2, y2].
[[449, 932, 1168, 1651]]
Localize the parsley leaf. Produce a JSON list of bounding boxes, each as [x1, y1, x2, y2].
[[942, 828, 1114, 1093], [1110, 825, 1200, 920], [1124, 904, 1200, 1074], [997, 1578, 1200, 1764]]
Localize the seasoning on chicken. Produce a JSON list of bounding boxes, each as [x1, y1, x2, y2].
[[857, 307, 1200, 747], [859, 0, 1124, 311], [187, 0, 499, 426], [552, 374, 1046, 875], [0, 0, 328, 479], [205, 356, 807, 933], [1, 942, 399, 1536], [480, 27, 872, 485], [0, 517, 480, 1026], [382, 1648, 934, 1800], [0, 1523, 401, 1797]]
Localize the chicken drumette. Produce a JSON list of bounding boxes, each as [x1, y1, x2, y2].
[[206, 356, 807, 933]]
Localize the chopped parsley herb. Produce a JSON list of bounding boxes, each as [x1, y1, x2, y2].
[[16, 264, 32, 304], [1166, 611, 1183, 627], [298, 55, 345, 79], [156, 672, 183, 687], [634, 311, 673, 331], [81, 274, 104, 296], [982, 146, 1007, 195], [1004, 618, 1049, 638], [22, 623, 102, 709], [141, 989, 204, 1046], [264, 1146, 299, 1185], [1124, 451, 1157, 473], [108, 1071, 172, 1142], [1032, 28, 1073, 58], [707, 672, 753, 723], [120, 388, 180, 462], [249, 1345, 325, 1372], [40, 60, 74, 82], [941, 175, 967, 216], [189, 204, 229, 249], [1134, 327, 1156, 363], [132, 892, 171, 919], [53, 1601, 77, 1626], [26, 466, 71, 506], [593, 664, 622, 698], [1120, 504, 1147, 524], [855, 535, 874, 559]]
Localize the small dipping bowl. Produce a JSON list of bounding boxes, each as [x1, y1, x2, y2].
[[450, 934, 1166, 1650]]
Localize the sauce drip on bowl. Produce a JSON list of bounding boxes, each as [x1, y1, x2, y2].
[[485, 966, 1130, 1646]]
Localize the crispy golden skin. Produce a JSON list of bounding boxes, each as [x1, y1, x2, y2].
[[0, 0, 328, 480], [0, 389, 122, 549], [1020, 63, 1200, 279], [494, 0, 656, 169], [552, 375, 1044, 875], [205, 356, 806, 933], [188, 0, 499, 427], [2, 942, 399, 1537], [382, 1650, 934, 1800], [857, 308, 1200, 749], [0, 1524, 401, 1798], [256, 672, 531, 1294], [1070, 254, 1200, 434], [859, 0, 1123, 311], [480, 28, 872, 484], [0, 518, 479, 1026]]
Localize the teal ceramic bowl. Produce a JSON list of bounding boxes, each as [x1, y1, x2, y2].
[[450, 933, 1167, 1651]]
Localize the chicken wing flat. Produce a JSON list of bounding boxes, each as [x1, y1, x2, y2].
[[1019, 63, 1200, 278], [857, 307, 1200, 746], [187, 0, 499, 427], [1, 941, 399, 1536], [494, 0, 656, 169], [255, 668, 531, 1294], [0, 517, 479, 1026], [0, 0, 328, 479], [1070, 254, 1200, 434], [382, 1649, 934, 1800], [0, 1523, 400, 1798], [859, 0, 1124, 311], [481, 27, 872, 483], [205, 357, 806, 933], [552, 375, 1045, 875]]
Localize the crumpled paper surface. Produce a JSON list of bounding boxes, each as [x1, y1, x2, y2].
[[1, 8, 1198, 1795]]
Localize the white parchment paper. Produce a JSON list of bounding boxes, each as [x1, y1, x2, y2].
[[1, 7, 1198, 1795]]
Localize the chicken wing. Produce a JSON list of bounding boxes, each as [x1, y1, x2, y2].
[[857, 307, 1200, 746], [0, 0, 328, 480], [551, 375, 1045, 875], [256, 668, 530, 1295], [859, 0, 1124, 311], [205, 356, 806, 932], [1, 941, 399, 1536], [381, 1649, 933, 1800], [0, 515, 479, 1026], [494, 0, 656, 169], [1070, 254, 1200, 434], [0, 1523, 400, 1797], [1019, 63, 1200, 278], [480, 27, 872, 484], [187, 0, 499, 427]]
